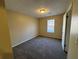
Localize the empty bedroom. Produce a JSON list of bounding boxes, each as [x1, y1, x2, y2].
[[0, 0, 78, 59]]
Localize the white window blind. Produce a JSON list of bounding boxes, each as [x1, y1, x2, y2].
[[47, 19, 55, 33]]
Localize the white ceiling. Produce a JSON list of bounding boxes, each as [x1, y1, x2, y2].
[[5, 0, 70, 18]]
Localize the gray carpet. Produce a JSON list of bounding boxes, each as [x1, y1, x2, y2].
[[13, 36, 67, 59]]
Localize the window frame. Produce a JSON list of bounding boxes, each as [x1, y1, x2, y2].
[[47, 19, 55, 33]]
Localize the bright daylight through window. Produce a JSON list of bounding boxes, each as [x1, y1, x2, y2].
[[47, 19, 55, 33]]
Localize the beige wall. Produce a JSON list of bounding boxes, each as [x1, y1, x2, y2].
[[7, 11, 39, 47], [39, 15, 63, 39], [0, 7, 13, 59], [67, 0, 78, 59]]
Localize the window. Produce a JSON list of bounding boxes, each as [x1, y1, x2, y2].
[[47, 19, 55, 33]]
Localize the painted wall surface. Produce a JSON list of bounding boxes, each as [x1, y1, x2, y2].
[[0, 7, 13, 59], [7, 11, 39, 47], [67, 0, 78, 59], [39, 15, 63, 39]]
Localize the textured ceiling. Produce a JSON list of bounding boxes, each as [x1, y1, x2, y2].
[[5, 0, 70, 18]]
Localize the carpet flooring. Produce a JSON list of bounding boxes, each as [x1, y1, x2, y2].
[[13, 36, 67, 59]]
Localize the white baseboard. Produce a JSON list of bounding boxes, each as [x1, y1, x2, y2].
[[12, 35, 38, 47]]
